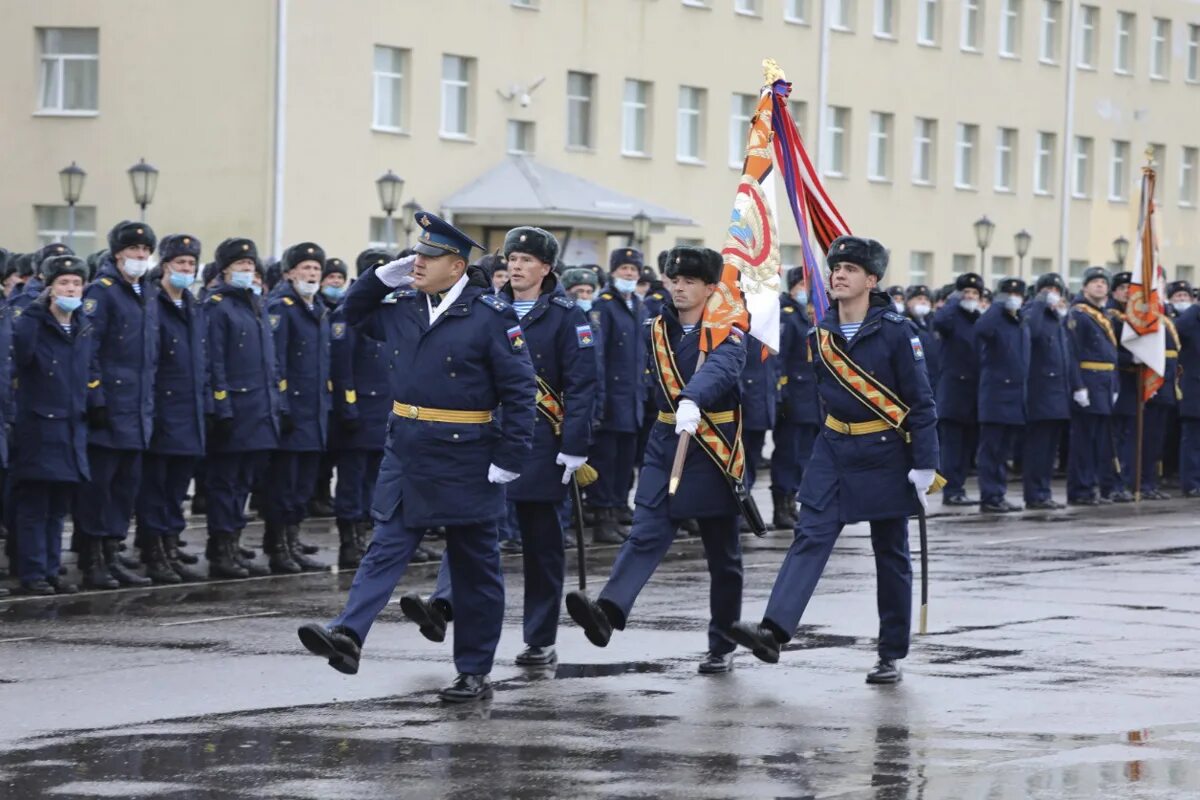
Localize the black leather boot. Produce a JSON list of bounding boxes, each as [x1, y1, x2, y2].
[[354, 520, 373, 553], [771, 489, 797, 530], [163, 535, 206, 581], [263, 522, 300, 575], [104, 540, 151, 587], [81, 539, 118, 590], [337, 519, 363, 569], [591, 508, 626, 545], [233, 531, 270, 576], [208, 532, 250, 579], [143, 538, 183, 585], [287, 525, 326, 572], [164, 533, 199, 565]]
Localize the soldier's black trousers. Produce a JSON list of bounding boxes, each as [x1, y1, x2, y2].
[[1181, 419, 1200, 492], [136, 454, 197, 539], [264, 451, 321, 526], [743, 429, 767, 490], [13, 480, 73, 584], [938, 421, 976, 497], [770, 421, 818, 498], [1067, 411, 1110, 501], [1022, 420, 1063, 504], [333, 449, 382, 521], [589, 431, 638, 509], [74, 446, 142, 540], [206, 451, 268, 533]]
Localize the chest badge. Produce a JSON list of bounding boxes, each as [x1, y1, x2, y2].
[[576, 324, 595, 348], [507, 325, 526, 352], [910, 336, 925, 361]]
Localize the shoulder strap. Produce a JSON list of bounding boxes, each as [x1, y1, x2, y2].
[[816, 328, 911, 441]]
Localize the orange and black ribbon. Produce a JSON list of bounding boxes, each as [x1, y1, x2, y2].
[[816, 328, 911, 440]]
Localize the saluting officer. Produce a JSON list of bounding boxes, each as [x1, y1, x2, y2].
[[1066, 267, 1120, 505], [205, 238, 286, 577], [136, 234, 208, 583], [76, 221, 160, 589], [1022, 273, 1080, 509], [264, 243, 332, 572], [298, 212, 536, 704], [973, 278, 1031, 513], [567, 246, 746, 674], [9, 255, 92, 595], [730, 236, 938, 685], [1173, 283, 1200, 497], [770, 266, 819, 531], [932, 273, 983, 506], [588, 248, 648, 543], [401, 227, 597, 668]]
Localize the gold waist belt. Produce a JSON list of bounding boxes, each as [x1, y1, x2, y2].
[[657, 410, 736, 425], [392, 401, 492, 424]]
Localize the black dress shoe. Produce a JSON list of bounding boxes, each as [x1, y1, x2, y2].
[[728, 621, 781, 664], [514, 645, 557, 666], [565, 590, 613, 647], [438, 673, 492, 703], [398, 593, 448, 643], [297, 623, 361, 675], [17, 580, 56, 596], [499, 539, 524, 555], [1025, 499, 1063, 510], [866, 658, 902, 684], [1186, 489, 1200, 498], [698, 651, 735, 674], [943, 494, 978, 506], [1110, 490, 1136, 503], [1068, 496, 1101, 506], [1143, 489, 1171, 500], [980, 500, 1022, 513], [47, 577, 79, 595]]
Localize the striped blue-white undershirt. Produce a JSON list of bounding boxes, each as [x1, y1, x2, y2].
[[511, 299, 536, 319], [840, 321, 862, 340], [681, 323, 696, 334]]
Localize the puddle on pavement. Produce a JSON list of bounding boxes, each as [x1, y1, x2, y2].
[[553, 661, 670, 679]]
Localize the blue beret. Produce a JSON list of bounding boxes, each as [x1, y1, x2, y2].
[[158, 234, 201, 264], [413, 212, 483, 260]]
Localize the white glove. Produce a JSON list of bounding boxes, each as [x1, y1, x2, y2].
[[556, 452, 588, 485], [487, 463, 520, 484], [376, 254, 417, 288], [1073, 389, 1090, 408], [674, 399, 701, 436], [908, 468, 936, 512]]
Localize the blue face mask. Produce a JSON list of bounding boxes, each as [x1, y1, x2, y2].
[[793, 289, 808, 305], [614, 277, 638, 294], [229, 271, 255, 290], [168, 272, 194, 290], [250, 284, 263, 296], [322, 285, 346, 301], [55, 295, 82, 313], [576, 298, 593, 312]]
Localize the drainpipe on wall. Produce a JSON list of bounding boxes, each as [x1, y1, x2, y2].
[[1058, 0, 1080, 274], [814, 0, 831, 172], [271, 0, 288, 258]]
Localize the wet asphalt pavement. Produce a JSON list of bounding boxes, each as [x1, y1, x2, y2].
[[3, 481, 1200, 799]]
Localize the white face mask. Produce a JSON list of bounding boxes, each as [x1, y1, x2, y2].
[[296, 280, 320, 297], [1004, 295, 1023, 312], [912, 302, 931, 318], [893, 301, 905, 314], [121, 257, 152, 279], [1045, 291, 1062, 306], [961, 299, 980, 313], [793, 289, 808, 305], [1173, 301, 1192, 315], [1055, 305, 1068, 318], [613, 277, 638, 294]]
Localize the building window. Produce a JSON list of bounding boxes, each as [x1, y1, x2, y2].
[[35, 205, 97, 252], [1151, 143, 1166, 203], [507, 120, 535, 154], [1039, 1, 1062, 63], [566, 71, 595, 149], [1188, 25, 1200, 83], [729, 94, 756, 168], [1031, 257, 1053, 276], [735, 0, 761, 16], [1115, 12, 1135, 75], [995, 128, 1017, 192], [372, 45, 408, 132], [999, 0, 1021, 57], [955, 123, 979, 189], [789, 99, 809, 142], [868, 112, 893, 181], [1034, 131, 1056, 195], [677, 86, 706, 163], [440, 54, 472, 138], [785, 0, 809, 24], [1150, 18, 1170, 80], [961, 0, 983, 52], [910, 251, 933, 282], [952, 253, 975, 275], [875, 0, 896, 37], [37, 28, 98, 114], [991, 255, 1014, 284], [1068, 259, 1088, 291], [1181, 147, 1199, 207], [511, 0, 539, 8], [824, 106, 850, 177], [368, 217, 392, 250], [622, 79, 651, 156], [682, 0, 710, 7], [1072, 136, 1093, 198], [918, 0, 940, 45], [1077, 6, 1099, 68], [780, 245, 802, 266], [1109, 140, 1130, 202], [913, 117, 937, 185], [1178, 265, 1196, 283], [831, 0, 855, 31]]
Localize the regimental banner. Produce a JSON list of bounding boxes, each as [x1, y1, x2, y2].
[[1121, 160, 1167, 401]]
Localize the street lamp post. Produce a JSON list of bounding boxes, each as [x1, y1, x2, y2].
[[1113, 235, 1130, 267], [1014, 229, 1032, 279], [59, 162, 87, 252], [128, 158, 159, 222], [376, 169, 404, 249], [974, 214, 996, 279], [632, 210, 651, 251], [401, 199, 423, 247]]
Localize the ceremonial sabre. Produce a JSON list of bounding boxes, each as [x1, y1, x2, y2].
[[668, 352, 705, 496], [918, 509, 930, 635], [570, 475, 588, 590]]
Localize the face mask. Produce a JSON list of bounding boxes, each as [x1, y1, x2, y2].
[[1173, 301, 1192, 315], [912, 302, 931, 318], [121, 257, 152, 279], [296, 280, 320, 297], [322, 285, 346, 301], [168, 272, 194, 290], [961, 299, 980, 313], [1045, 291, 1062, 306], [614, 277, 638, 294], [229, 271, 255, 290], [793, 289, 808, 305], [1004, 295, 1023, 312], [250, 284, 263, 296], [576, 298, 593, 313], [893, 301, 905, 314], [1055, 306, 1068, 319], [55, 295, 82, 313]]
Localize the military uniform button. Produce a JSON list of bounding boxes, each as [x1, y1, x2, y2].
[[452, 433, 459, 439], [450, 372, 456, 378]]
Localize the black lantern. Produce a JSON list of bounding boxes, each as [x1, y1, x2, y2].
[[1014, 229, 1032, 278], [974, 214, 995, 273], [376, 170, 404, 248], [1113, 235, 1130, 266], [128, 158, 159, 221], [59, 162, 87, 251]]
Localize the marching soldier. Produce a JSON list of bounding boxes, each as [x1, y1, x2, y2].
[[566, 246, 746, 674], [1104, 272, 1137, 502], [9, 255, 91, 595], [729, 236, 938, 685], [204, 238, 285, 577], [1173, 283, 1200, 497], [932, 273, 983, 506], [1066, 267, 1119, 505], [974, 277, 1030, 513], [770, 267, 819, 530], [75, 221, 160, 589], [135, 234, 208, 583], [298, 212, 536, 703], [1022, 274, 1079, 509], [400, 226, 598, 667], [263, 243, 332, 572], [588, 248, 648, 543]]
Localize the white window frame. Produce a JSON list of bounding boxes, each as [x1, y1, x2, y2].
[[734, 0, 761, 16], [439, 54, 472, 139], [824, 106, 850, 177], [1152, 144, 1166, 203], [511, 0, 540, 8], [785, 0, 809, 24], [682, 0, 711, 7], [1150, 17, 1170, 80], [913, 117, 936, 185], [999, 0, 1021, 57], [1115, 12, 1135, 75], [831, 0, 855, 31], [1109, 140, 1130, 202], [874, 0, 896, 38], [1188, 24, 1200, 83], [1034, 131, 1055, 196], [372, 45, 407, 133], [952, 253, 976, 275], [728, 94, 756, 168], [789, 100, 809, 142], [955, 123, 979, 189], [1039, 0, 1062, 64], [566, 71, 595, 150], [622, 79, 651, 157], [909, 251, 932, 282], [676, 85, 705, 164], [868, 111, 893, 181], [35, 205, 97, 251], [1182, 147, 1199, 207], [506, 119, 535, 155], [961, 0, 983, 52], [1072, 136, 1093, 199], [918, 0, 940, 45], [36, 28, 99, 115], [995, 128, 1016, 192], [1078, 5, 1099, 69]]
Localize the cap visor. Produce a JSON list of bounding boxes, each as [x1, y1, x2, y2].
[[413, 242, 449, 257]]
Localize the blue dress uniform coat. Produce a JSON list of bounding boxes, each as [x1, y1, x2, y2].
[[1174, 304, 1200, 492], [596, 303, 745, 656], [331, 266, 537, 676], [268, 281, 332, 453], [973, 302, 1031, 505], [1103, 303, 1139, 494], [908, 313, 941, 392], [1138, 318, 1179, 493], [6, 278, 44, 315], [739, 333, 778, 488], [0, 302, 12, 471], [588, 286, 647, 510], [771, 294, 821, 498], [11, 299, 92, 583], [762, 297, 938, 660], [1066, 297, 1120, 502], [1022, 298, 1083, 505], [931, 297, 980, 498]]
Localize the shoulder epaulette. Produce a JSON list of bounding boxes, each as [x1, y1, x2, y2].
[[883, 311, 907, 324], [478, 293, 511, 313], [394, 288, 417, 298], [599, 292, 614, 301], [282, 296, 295, 306], [208, 293, 223, 303], [551, 295, 575, 309], [783, 306, 795, 314], [98, 277, 114, 287], [651, 292, 664, 301]]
